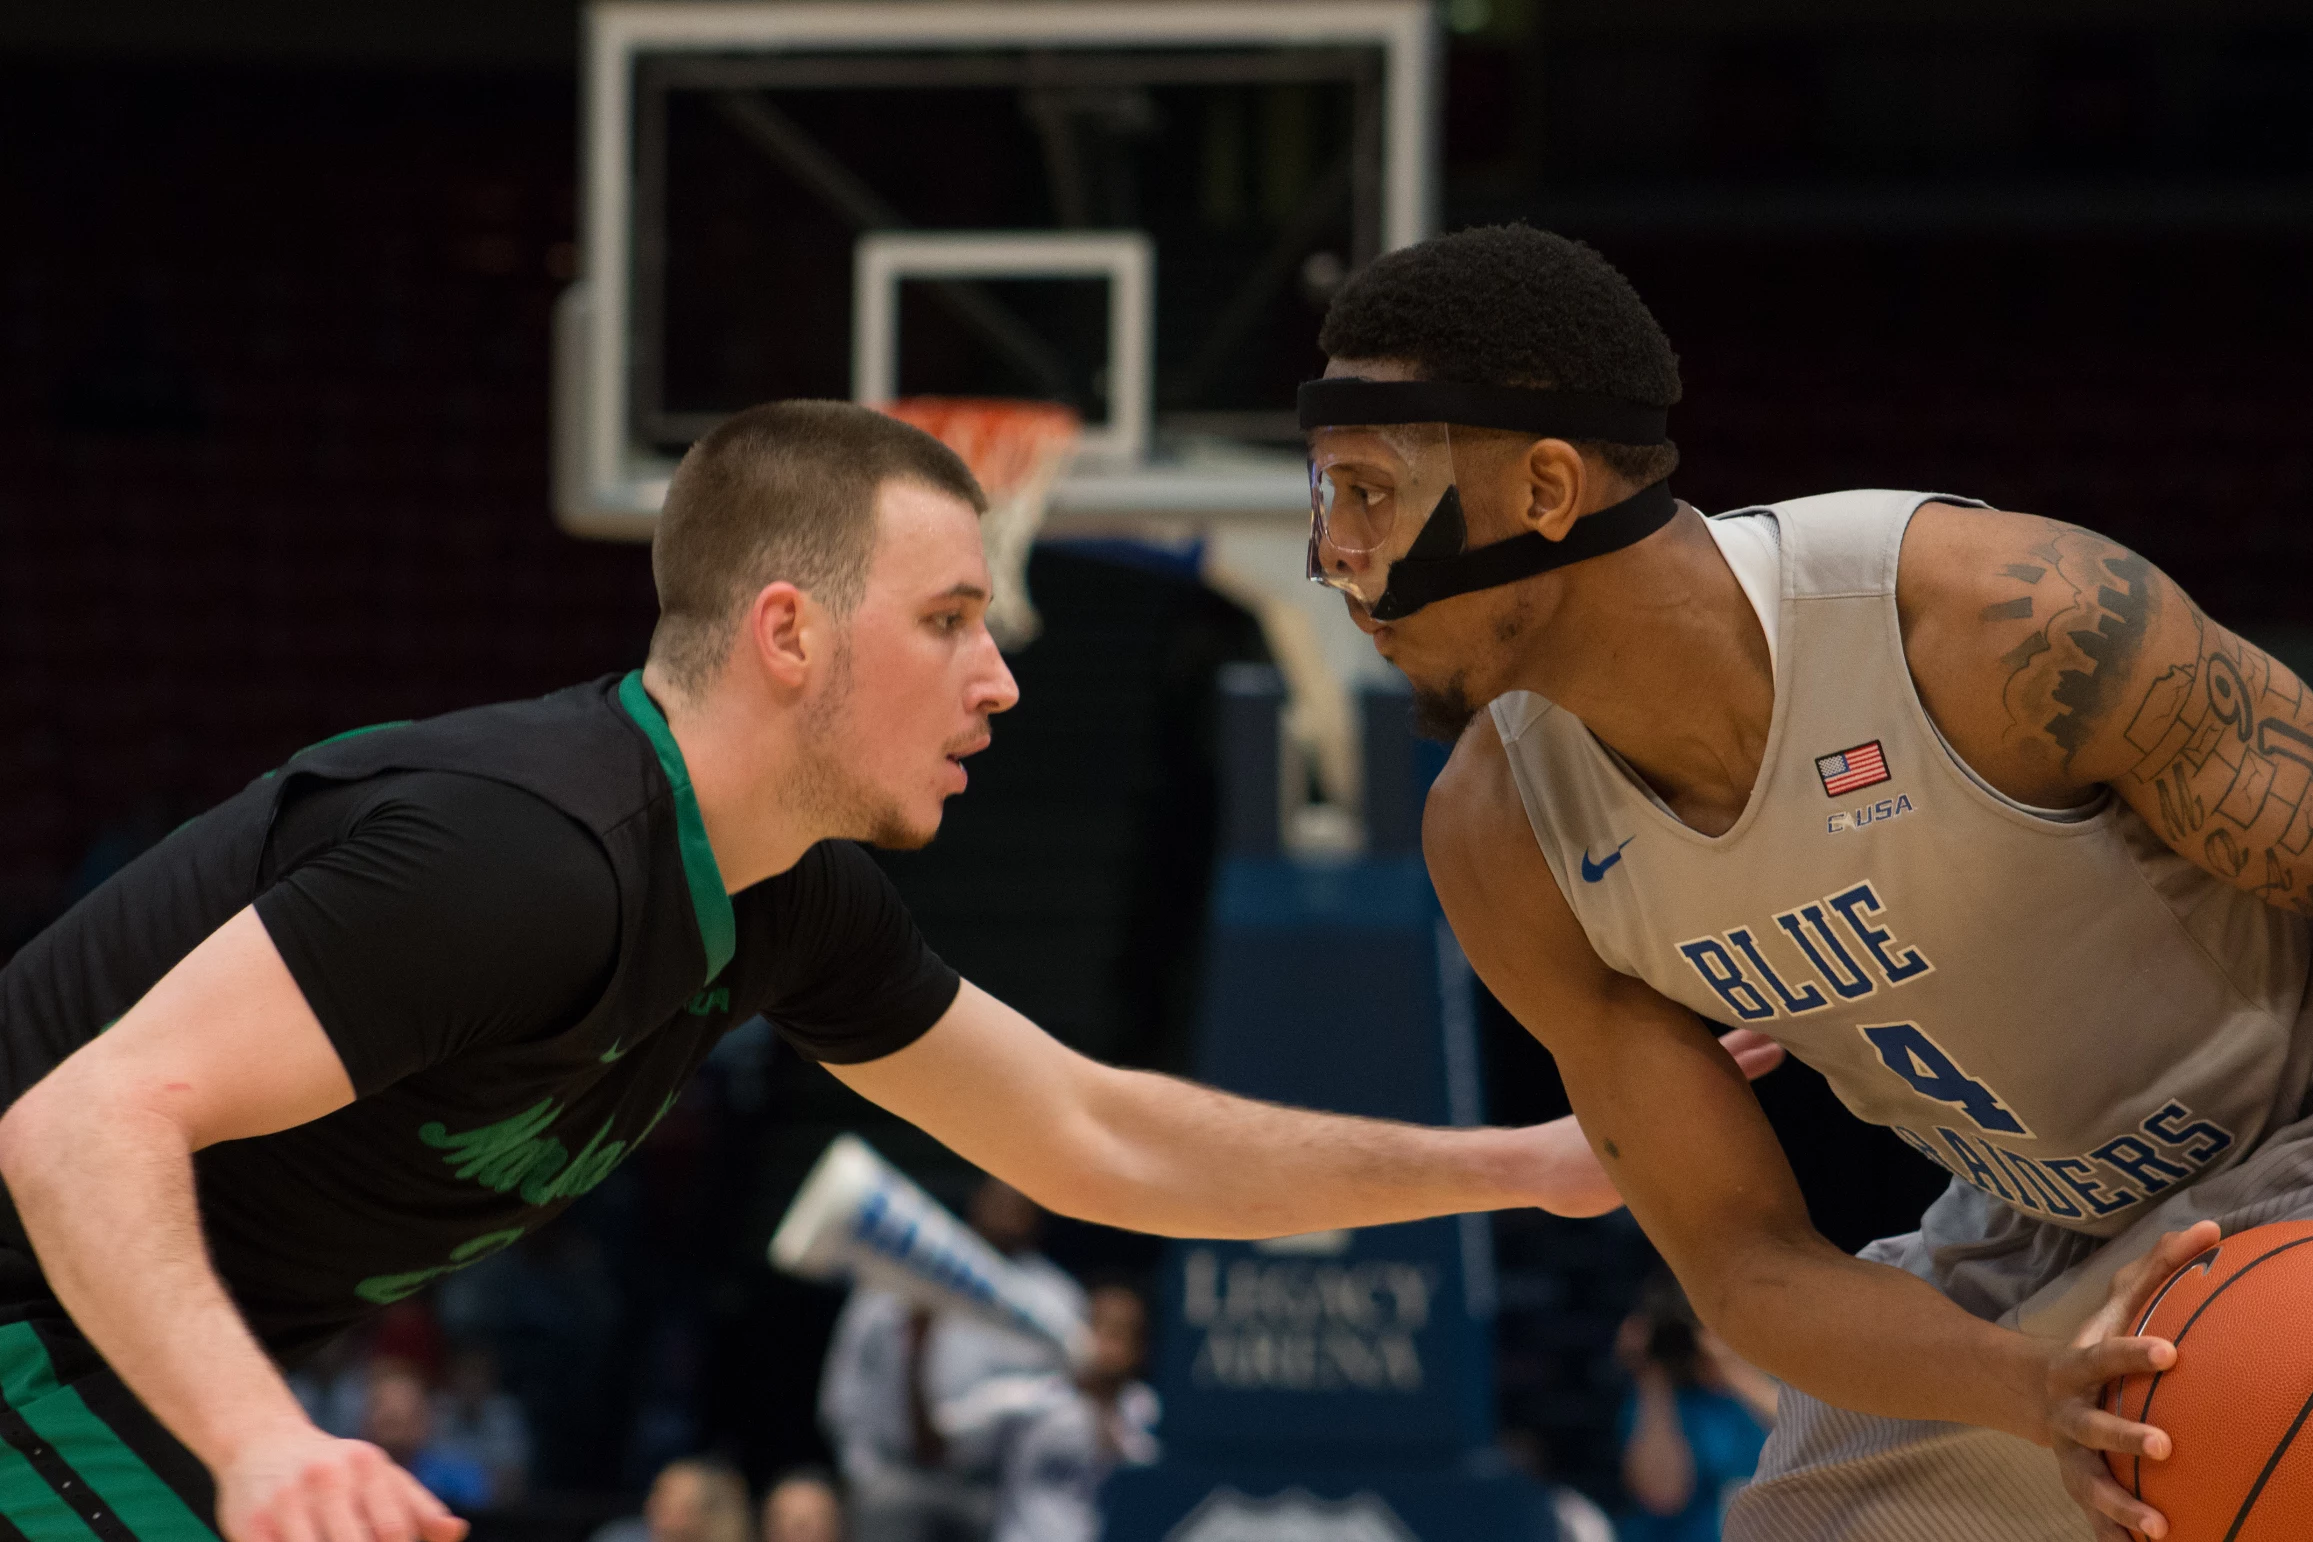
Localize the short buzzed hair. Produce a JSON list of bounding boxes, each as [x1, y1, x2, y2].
[[648, 400, 987, 695]]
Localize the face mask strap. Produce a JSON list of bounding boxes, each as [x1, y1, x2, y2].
[[1399, 466, 1467, 562], [1367, 480, 1678, 621]]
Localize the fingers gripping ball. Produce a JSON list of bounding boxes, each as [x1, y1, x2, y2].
[[2103, 1220, 2313, 1540]]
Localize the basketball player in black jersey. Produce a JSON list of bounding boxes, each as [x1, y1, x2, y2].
[[0, 402, 1791, 1542]]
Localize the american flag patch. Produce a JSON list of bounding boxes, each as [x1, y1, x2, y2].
[[1817, 741, 1890, 798]]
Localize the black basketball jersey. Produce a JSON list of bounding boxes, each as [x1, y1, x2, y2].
[[0, 672, 959, 1362]]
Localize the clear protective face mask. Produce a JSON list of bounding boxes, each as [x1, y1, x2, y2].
[[1305, 421, 1460, 616], [1296, 375, 1680, 622]]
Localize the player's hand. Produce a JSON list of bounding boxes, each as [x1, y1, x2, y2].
[[216, 1424, 469, 1542], [2044, 1219, 2221, 1541], [1717, 1027, 1785, 1083]]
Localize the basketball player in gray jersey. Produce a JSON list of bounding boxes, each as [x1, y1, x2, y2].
[[1302, 225, 2313, 1542]]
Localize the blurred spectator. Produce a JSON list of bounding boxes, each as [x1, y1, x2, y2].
[[763, 1467, 846, 1542], [935, 1282, 1159, 1542], [373, 1298, 449, 1382], [363, 1364, 492, 1512], [287, 1324, 374, 1438], [820, 1179, 1085, 1542], [431, 1342, 533, 1505], [438, 1226, 623, 1490], [1614, 1278, 1776, 1541], [293, 1302, 448, 1440], [591, 1458, 753, 1542]]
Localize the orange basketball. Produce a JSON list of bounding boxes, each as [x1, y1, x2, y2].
[[2103, 1220, 2313, 1541]]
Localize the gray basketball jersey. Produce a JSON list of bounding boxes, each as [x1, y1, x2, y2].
[[1489, 489, 2313, 1237]]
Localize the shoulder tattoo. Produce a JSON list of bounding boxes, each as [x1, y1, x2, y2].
[[1988, 526, 2159, 765]]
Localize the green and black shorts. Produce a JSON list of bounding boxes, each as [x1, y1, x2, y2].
[[0, 1305, 215, 1542]]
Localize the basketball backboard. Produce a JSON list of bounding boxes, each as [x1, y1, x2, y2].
[[553, 0, 1437, 541], [552, 0, 1442, 843]]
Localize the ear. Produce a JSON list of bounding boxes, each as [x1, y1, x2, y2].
[[1520, 438, 1589, 543], [742, 581, 814, 690]]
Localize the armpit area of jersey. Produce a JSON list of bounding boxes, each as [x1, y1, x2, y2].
[[737, 840, 962, 1066]]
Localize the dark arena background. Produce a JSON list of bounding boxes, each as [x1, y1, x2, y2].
[[5, 1, 2311, 1536]]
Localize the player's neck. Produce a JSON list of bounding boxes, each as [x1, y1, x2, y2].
[[1512, 510, 1775, 836], [641, 662, 826, 891]]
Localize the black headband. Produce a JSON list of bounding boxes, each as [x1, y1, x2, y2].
[[1298, 378, 1669, 446]]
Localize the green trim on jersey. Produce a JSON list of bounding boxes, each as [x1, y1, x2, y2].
[[258, 720, 414, 782], [294, 720, 415, 756], [616, 670, 735, 984], [0, 1323, 220, 1542]]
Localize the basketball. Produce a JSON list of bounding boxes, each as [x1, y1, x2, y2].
[[2104, 1220, 2313, 1539]]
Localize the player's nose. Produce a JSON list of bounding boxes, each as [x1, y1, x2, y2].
[[973, 635, 1020, 716], [1315, 528, 1372, 577]]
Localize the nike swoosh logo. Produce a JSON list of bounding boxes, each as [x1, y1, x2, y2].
[[1580, 837, 1635, 883]]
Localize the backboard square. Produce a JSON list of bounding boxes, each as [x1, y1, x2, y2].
[[853, 231, 1152, 466]]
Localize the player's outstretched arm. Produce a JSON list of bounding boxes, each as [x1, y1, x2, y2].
[[829, 977, 1636, 1232], [830, 980, 1780, 1232], [1424, 725, 2184, 1540], [0, 907, 467, 1542], [1901, 502, 2313, 916]]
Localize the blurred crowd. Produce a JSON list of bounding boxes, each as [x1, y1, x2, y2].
[[288, 1306, 535, 1512], [282, 1165, 1775, 1542], [564, 1175, 1156, 1542], [813, 1178, 1158, 1542], [282, 1173, 1160, 1542], [595, 1460, 841, 1542], [1611, 1279, 1776, 1542]]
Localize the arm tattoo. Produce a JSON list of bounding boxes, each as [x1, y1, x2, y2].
[[1993, 528, 2157, 763], [1991, 527, 2313, 916], [2115, 615, 2313, 915]]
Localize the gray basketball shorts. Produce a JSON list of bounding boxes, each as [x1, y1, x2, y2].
[[1723, 1098, 2313, 1542]]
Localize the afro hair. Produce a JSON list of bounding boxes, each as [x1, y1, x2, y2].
[[1318, 225, 1681, 485]]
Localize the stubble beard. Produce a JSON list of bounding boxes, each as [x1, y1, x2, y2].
[[1409, 676, 1482, 743], [1404, 589, 1532, 744], [794, 639, 933, 851]]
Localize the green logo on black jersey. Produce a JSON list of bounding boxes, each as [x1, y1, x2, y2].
[[416, 1092, 678, 1207], [352, 1091, 682, 1306], [355, 1227, 524, 1305], [600, 989, 727, 1061]]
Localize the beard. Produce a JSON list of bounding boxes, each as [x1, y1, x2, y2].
[[1402, 589, 1527, 743], [794, 735, 928, 850], [1409, 674, 1483, 743], [843, 783, 935, 851], [791, 640, 933, 850]]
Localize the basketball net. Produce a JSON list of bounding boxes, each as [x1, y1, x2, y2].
[[880, 397, 1082, 651]]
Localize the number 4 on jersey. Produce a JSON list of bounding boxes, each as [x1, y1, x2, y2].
[[1860, 1022, 2031, 1136]]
